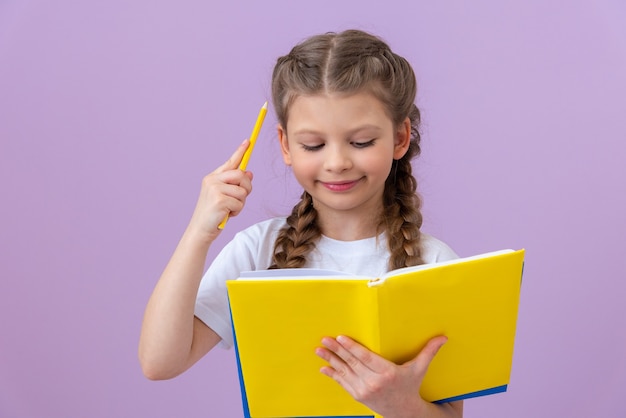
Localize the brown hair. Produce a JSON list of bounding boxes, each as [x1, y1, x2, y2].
[[269, 29, 424, 270]]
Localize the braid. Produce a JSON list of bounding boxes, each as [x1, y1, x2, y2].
[[381, 103, 424, 270], [382, 158, 424, 270], [269, 192, 321, 269]]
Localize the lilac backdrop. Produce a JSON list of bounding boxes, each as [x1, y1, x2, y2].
[[1, 1, 625, 417]]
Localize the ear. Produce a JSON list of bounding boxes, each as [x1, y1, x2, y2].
[[277, 125, 292, 166], [393, 117, 412, 160]]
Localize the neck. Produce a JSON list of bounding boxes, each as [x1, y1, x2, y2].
[[317, 210, 380, 241]]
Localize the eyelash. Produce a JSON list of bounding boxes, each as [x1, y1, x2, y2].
[[301, 144, 324, 152], [353, 139, 376, 149], [300, 140, 376, 152]]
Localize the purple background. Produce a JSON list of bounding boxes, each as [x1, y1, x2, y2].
[[1, 1, 625, 417]]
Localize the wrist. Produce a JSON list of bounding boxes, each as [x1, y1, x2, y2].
[[181, 223, 218, 250]]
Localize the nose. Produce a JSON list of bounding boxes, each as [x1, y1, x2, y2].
[[323, 144, 353, 173]]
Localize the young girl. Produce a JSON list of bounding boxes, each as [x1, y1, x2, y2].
[[139, 29, 463, 418]]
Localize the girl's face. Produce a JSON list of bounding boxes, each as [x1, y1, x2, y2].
[[278, 91, 411, 223]]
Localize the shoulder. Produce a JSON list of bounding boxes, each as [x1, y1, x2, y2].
[[203, 217, 287, 279], [234, 217, 287, 244], [420, 233, 458, 264], [219, 217, 287, 268]]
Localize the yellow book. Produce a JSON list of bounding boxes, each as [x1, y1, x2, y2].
[[226, 249, 525, 418]]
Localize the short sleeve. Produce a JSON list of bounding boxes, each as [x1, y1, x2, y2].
[[194, 218, 283, 349], [420, 233, 459, 263]]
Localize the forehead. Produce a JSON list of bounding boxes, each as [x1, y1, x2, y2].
[[286, 92, 393, 134]]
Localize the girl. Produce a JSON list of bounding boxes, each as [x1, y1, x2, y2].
[[139, 29, 463, 418]]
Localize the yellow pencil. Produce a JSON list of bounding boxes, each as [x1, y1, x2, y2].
[[218, 101, 268, 230]]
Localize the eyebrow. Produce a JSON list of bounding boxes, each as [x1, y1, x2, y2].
[[291, 124, 383, 137]]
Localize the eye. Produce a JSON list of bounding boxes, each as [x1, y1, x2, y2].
[[301, 143, 324, 152], [352, 139, 376, 149]]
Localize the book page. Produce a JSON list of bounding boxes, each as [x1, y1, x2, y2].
[[369, 249, 515, 287], [238, 268, 370, 280]]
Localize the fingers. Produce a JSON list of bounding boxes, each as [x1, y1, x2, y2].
[[410, 335, 447, 373], [210, 168, 253, 195], [315, 338, 360, 398], [211, 140, 253, 200], [204, 140, 254, 208], [316, 336, 400, 406], [188, 141, 255, 234], [317, 335, 447, 385], [318, 335, 447, 374], [217, 139, 251, 173], [315, 335, 448, 414], [333, 336, 390, 373], [198, 171, 252, 221], [219, 185, 250, 217], [316, 335, 389, 379]]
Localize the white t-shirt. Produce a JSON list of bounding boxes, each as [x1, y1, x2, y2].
[[194, 217, 458, 349]]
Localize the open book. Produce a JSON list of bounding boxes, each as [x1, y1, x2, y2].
[[226, 249, 525, 418]]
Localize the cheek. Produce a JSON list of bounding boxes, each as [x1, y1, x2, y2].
[[360, 152, 394, 176], [290, 154, 319, 180]]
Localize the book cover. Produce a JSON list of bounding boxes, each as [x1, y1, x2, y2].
[[227, 249, 525, 418]]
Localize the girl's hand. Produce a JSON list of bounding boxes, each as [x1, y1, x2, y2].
[[315, 335, 449, 418], [187, 140, 254, 241]]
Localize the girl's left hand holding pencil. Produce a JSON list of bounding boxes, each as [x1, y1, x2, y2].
[[188, 140, 254, 241], [315, 335, 462, 418]]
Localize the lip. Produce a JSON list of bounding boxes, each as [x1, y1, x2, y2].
[[320, 179, 362, 192]]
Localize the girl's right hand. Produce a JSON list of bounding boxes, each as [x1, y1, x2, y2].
[[187, 140, 254, 241], [139, 143, 252, 379]]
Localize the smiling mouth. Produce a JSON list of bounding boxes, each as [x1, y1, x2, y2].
[[320, 179, 362, 192]]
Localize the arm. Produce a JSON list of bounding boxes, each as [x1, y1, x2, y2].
[[315, 335, 463, 418], [138, 141, 253, 380]]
